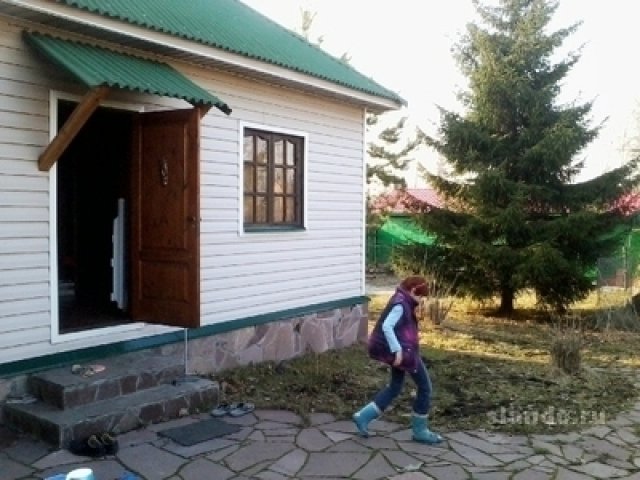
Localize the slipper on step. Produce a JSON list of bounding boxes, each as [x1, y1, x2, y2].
[[71, 364, 106, 377], [210, 402, 234, 417], [229, 402, 255, 417], [5, 393, 37, 404], [82, 364, 106, 377]]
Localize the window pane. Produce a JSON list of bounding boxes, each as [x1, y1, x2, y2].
[[244, 164, 254, 192], [243, 195, 254, 223], [286, 168, 295, 194], [275, 140, 284, 165], [286, 197, 296, 222], [286, 141, 295, 166], [274, 167, 284, 193], [243, 128, 303, 228], [243, 135, 254, 162], [256, 136, 268, 165], [256, 196, 267, 223], [256, 166, 267, 193], [273, 196, 284, 222]]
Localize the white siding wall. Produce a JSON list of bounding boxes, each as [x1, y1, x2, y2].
[[0, 20, 54, 365], [0, 17, 366, 364], [190, 65, 366, 324]]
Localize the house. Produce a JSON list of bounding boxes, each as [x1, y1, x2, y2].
[[367, 188, 440, 267], [0, 1, 405, 389]]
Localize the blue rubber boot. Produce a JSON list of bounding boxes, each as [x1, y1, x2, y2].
[[352, 402, 381, 437], [411, 414, 443, 444]]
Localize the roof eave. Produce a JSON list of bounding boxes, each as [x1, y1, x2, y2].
[[0, 0, 405, 112]]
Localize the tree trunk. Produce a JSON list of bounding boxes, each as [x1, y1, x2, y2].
[[498, 287, 514, 316]]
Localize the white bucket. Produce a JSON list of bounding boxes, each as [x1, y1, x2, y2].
[[66, 468, 95, 480]]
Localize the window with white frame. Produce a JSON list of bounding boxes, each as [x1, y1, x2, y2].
[[243, 127, 304, 230]]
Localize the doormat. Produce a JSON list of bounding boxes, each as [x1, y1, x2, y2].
[[158, 418, 242, 446]]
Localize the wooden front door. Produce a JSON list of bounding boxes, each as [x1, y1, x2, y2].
[[131, 109, 200, 328]]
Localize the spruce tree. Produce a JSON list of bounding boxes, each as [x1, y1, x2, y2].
[[401, 0, 639, 314], [365, 114, 422, 256], [367, 114, 420, 189]]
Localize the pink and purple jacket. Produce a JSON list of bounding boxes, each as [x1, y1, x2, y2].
[[367, 287, 420, 373]]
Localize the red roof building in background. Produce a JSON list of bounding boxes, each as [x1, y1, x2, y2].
[[612, 192, 640, 217], [371, 188, 640, 217], [369, 188, 443, 215]]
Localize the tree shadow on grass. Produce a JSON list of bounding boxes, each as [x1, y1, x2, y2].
[[213, 338, 637, 435], [422, 350, 634, 434]]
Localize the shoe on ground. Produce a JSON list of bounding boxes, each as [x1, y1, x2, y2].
[[229, 402, 255, 417], [68, 434, 106, 457], [99, 432, 119, 455], [210, 402, 234, 417]]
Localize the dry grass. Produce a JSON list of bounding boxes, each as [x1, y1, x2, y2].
[[549, 327, 583, 375], [213, 283, 640, 435]]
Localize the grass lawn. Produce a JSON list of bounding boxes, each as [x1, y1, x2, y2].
[[213, 286, 640, 435]]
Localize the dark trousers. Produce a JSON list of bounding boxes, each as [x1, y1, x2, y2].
[[373, 356, 432, 415]]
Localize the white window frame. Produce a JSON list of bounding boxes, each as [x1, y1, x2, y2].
[[238, 121, 309, 235]]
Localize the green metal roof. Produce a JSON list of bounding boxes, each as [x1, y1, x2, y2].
[[24, 31, 231, 114], [55, 0, 405, 106]]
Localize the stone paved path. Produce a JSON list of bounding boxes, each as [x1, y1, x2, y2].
[[2, 399, 640, 480]]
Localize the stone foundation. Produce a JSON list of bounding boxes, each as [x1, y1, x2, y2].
[[174, 302, 369, 375], [0, 301, 369, 411]]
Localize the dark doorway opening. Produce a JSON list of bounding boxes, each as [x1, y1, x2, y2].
[[57, 101, 133, 333]]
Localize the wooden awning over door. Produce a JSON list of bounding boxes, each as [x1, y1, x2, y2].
[[23, 31, 232, 170]]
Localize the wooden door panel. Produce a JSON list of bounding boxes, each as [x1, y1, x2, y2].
[[140, 121, 189, 250], [131, 109, 200, 328]]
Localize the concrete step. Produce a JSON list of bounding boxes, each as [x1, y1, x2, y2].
[[3, 376, 218, 447], [28, 353, 186, 409]]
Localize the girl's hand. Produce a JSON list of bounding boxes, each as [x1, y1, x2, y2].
[[393, 350, 403, 367]]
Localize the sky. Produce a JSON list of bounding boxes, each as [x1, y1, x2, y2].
[[240, 0, 640, 185]]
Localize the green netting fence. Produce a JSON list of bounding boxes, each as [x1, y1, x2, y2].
[[367, 216, 640, 290], [366, 215, 434, 268], [595, 228, 640, 288]]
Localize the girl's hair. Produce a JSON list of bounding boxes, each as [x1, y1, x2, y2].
[[400, 275, 429, 296]]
